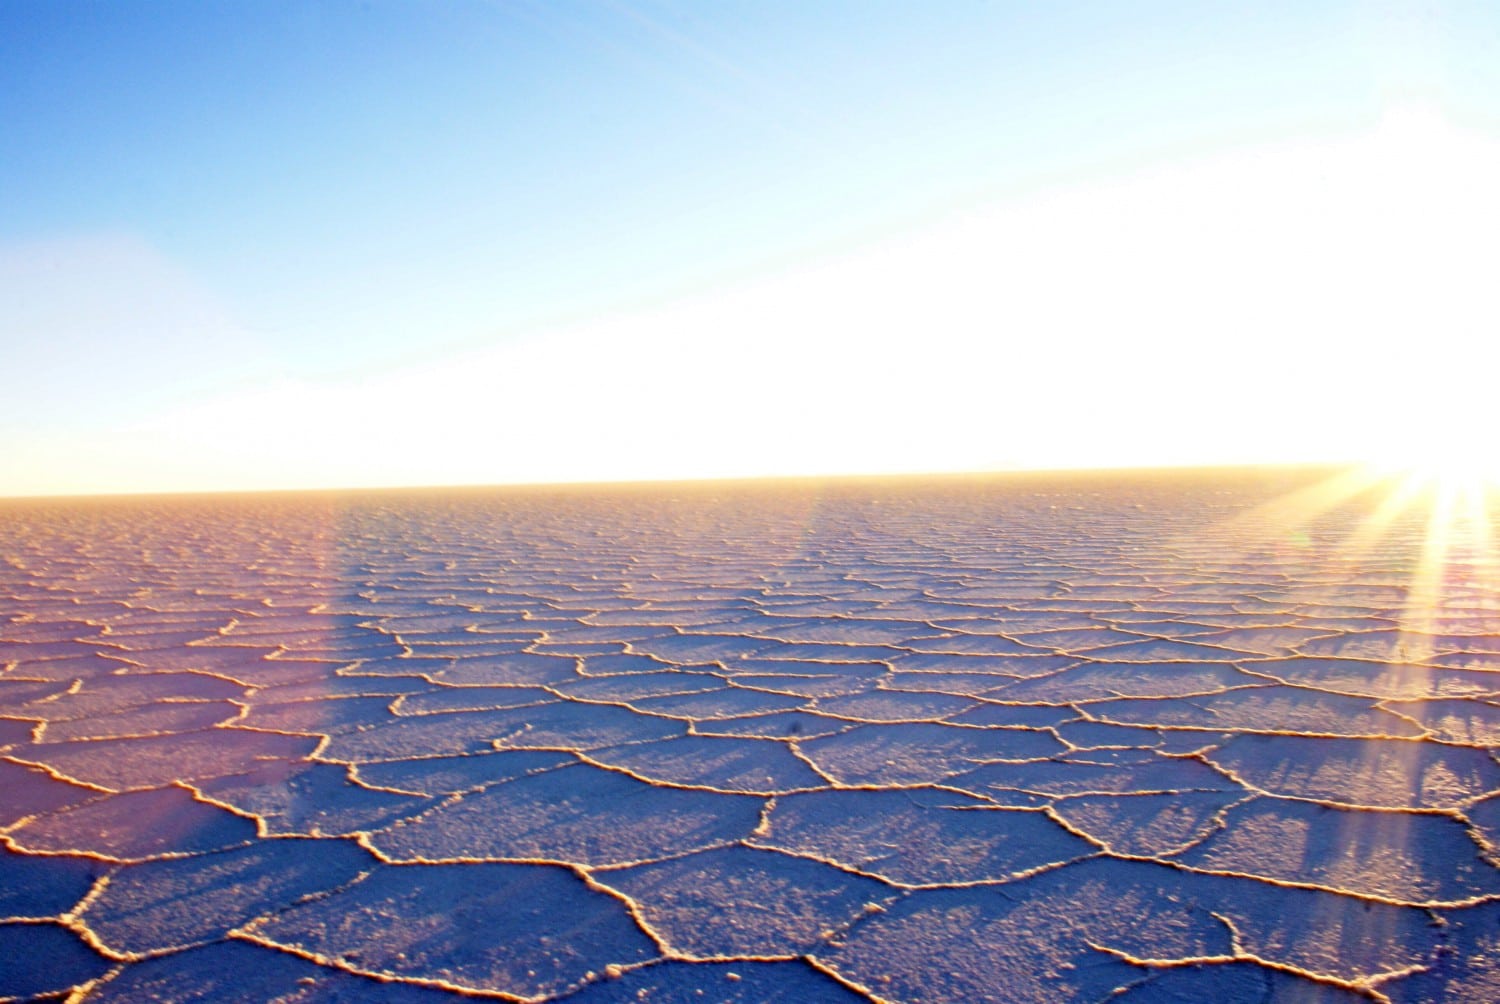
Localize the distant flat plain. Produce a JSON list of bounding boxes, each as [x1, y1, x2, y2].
[[2, 468, 1498, 1002]]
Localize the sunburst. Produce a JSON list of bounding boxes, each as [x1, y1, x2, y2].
[[1248, 461, 1499, 659]]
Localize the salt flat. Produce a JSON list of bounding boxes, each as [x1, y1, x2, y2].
[[2, 469, 1498, 1002]]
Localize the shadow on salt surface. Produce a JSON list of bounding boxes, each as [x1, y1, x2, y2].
[[244, 860, 656, 998], [0, 844, 100, 921], [0, 921, 111, 999]]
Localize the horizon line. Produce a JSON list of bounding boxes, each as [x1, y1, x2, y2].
[[0, 460, 1361, 504]]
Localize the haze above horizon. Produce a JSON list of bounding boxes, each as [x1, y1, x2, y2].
[[5, 2, 1498, 498]]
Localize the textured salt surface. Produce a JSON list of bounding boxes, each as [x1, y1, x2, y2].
[[1, 470, 1498, 1001]]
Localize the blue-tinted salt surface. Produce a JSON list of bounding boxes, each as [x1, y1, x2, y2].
[[2, 470, 1499, 1001]]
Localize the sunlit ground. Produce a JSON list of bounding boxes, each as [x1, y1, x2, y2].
[[5, 466, 1500, 1002], [1255, 458, 1499, 637], [1242, 456, 1500, 980]]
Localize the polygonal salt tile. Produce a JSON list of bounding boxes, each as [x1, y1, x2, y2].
[[898, 633, 1053, 656], [83, 838, 373, 954], [694, 711, 851, 740], [8, 786, 258, 860], [0, 844, 101, 918], [991, 662, 1249, 702], [1297, 631, 1458, 662], [235, 695, 397, 736], [429, 650, 579, 686], [587, 734, 826, 793], [753, 788, 1098, 884], [1086, 688, 1423, 737], [595, 845, 895, 957], [1175, 797, 1500, 904], [555, 670, 725, 702], [93, 938, 561, 1001], [817, 862, 1225, 1003], [1051, 790, 1249, 857], [800, 722, 1062, 786], [37, 700, 243, 742], [18, 672, 246, 721], [1206, 734, 1500, 809], [0, 921, 111, 999], [815, 690, 976, 723], [370, 762, 763, 866], [197, 762, 433, 837], [1377, 699, 1500, 745], [247, 861, 656, 996], [1381, 902, 1500, 1003], [1111, 960, 1369, 1002], [352, 749, 574, 797], [392, 685, 556, 716], [1054, 720, 1163, 749], [953, 750, 1238, 799], [563, 958, 871, 1003], [627, 686, 802, 722], [1254, 658, 1500, 700], [15, 728, 320, 790], [1079, 638, 1267, 663]]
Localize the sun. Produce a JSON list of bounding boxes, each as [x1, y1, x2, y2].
[[1244, 454, 1498, 649]]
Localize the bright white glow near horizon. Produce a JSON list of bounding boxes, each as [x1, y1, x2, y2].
[[9, 101, 1496, 497], [6, 2, 1500, 498]]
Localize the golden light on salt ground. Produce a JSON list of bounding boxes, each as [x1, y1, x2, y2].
[[1229, 460, 1500, 962]]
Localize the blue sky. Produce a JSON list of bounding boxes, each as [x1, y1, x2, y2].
[[5, 2, 1499, 495]]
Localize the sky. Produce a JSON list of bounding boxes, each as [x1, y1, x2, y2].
[[4, 1, 1499, 497]]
